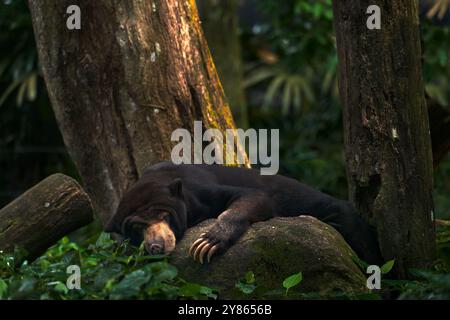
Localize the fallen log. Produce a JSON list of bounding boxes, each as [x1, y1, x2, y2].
[[0, 174, 94, 261]]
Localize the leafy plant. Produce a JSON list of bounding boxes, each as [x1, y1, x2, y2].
[[282, 272, 302, 296], [235, 271, 257, 295], [0, 0, 41, 108], [352, 256, 395, 275], [245, 64, 315, 115], [0, 233, 217, 300], [426, 0, 450, 20], [244, 0, 338, 116], [383, 269, 450, 300]]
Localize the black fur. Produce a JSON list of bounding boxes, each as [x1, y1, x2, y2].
[[106, 161, 383, 264]]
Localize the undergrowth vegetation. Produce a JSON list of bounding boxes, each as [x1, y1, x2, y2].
[[0, 222, 449, 300]]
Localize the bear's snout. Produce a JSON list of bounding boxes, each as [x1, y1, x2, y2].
[[143, 220, 176, 255], [145, 242, 164, 254]]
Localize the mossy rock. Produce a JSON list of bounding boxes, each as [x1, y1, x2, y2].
[[171, 216, 368, 299]]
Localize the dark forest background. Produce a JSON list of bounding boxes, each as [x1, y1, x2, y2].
[[0, 0, 449, 220]]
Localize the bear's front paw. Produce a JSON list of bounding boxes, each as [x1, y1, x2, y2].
[[188, 221, 241, 264]]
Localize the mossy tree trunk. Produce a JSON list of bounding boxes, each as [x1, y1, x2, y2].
[[28, 0, 248, 226], [200, 0, 248, 128], [332, 1, 435, 277]]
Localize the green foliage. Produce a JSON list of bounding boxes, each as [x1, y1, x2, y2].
[[0, 0, 78, 209], [0, 0, 40, 108], [1, 229, 448, 300], [0, 233, 216, 300], [0, 278, 7, 299], [282, 272, 302, 296], [380, 260, 395, 275], [384, 269, 450, 300], [351, 255, 370, 271], [434, 155, 450, 220], [0, 0, 449, 301], [244, 0, 338, 115], [235, 271, 257, 295], [352, 256, 395, 275], [436, 221, 450, 270], [422, 18, 450, 106], [243, 0, 450, 218]]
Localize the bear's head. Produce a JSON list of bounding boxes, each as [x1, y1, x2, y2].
[[105, 175, 187, 255]]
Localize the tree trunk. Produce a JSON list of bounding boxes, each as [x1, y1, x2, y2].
[[200, 0, 249, 128], [28, 0, 248, 226], [332, 1, 435, 277], [0, 174, 93, 262]]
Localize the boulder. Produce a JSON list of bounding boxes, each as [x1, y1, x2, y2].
[[171, 216, 368, 299]]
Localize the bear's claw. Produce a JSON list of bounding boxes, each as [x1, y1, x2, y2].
[[188, 233, 220, 264]]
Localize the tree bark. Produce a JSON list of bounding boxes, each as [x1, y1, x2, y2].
[[28, 0, 248, 226], [200, 0, 249, 128], [332, 1, 435, 277], [0, 174, 93, 262]]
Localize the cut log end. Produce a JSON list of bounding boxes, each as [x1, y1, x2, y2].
[[0, 174, 94, 261]]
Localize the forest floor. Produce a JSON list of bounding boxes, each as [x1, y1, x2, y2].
[[0, 221, 449, 300]]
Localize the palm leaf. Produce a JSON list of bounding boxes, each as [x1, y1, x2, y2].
[[263, 76, 285, 109], [16, 80, 27, 106], [427, 0, 450, 20], [292, 78, 302, 111], [244, 67, 276, 88], [282, 77, 293, 115], [27, 73, 37, 101], [0, 71, 32, 107], [298, 77, 314, 103]]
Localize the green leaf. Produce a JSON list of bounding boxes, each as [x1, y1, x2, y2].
[[200, 286, 218, 299], [39, 259, 51, 271], [95, 233, 114, 249], [282, 78, 293, 115], [93, 264, 123, 289], [110, 269, 151, 299], [0, 71, 31, 107], [283, 272, 302, 295], [178, 284, 217, 299], [0, 279, 8, 299], [26, 73, 37, 101], [148, 263, 178, 284], [245, 271, 255, 284], [16, 80, 27, 106], [179, 283, 201, 296], [243, 67, 275, 88], [235, 271, 257, 295], [83, 256, 99, 267], [291, 79, 302, 111], [263, 76, 285, 109], [53, 282, 69, 295], [235, 281, 257, 295], [381, 260, 395, 274], [298, 77, 314, 102], [352, 255, 369, 270], [438, 49, 447, 67]]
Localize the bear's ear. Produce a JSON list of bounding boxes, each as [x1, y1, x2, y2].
[[168, 178, 183, 198]]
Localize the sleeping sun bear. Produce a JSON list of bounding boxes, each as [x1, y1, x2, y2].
[[105, 161, 382, 265]]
